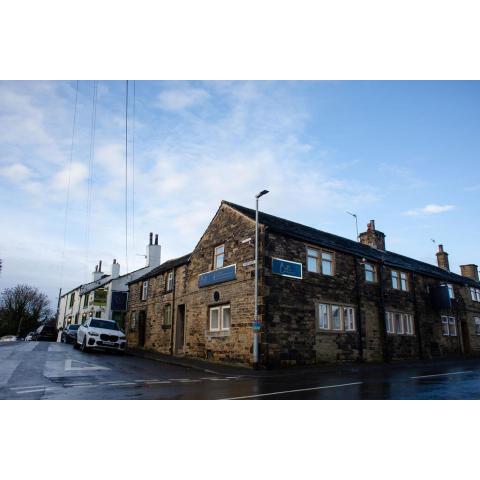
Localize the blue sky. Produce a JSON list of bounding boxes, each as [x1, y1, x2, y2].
[[0, 80, 479, 306]]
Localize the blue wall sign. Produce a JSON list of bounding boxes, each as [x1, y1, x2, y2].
[[198, 264, 237, 288], [272, 257, 303, 279]]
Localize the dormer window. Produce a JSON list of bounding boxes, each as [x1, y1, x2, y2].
[[214, 245, 225, 269]]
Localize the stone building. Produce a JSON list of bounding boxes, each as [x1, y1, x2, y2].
[[125, 201, 480, 368]]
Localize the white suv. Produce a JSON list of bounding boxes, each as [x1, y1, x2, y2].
[[75, 318, 126, 353]]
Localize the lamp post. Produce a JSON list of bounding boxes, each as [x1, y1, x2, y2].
[[346, 211, 359, 241], [253, 189, 269, 369]]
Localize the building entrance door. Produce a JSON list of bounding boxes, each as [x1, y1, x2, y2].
[[175, 305, 185, 354], [138, 311, 146, 347]]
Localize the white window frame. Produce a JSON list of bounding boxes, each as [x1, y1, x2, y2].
[[214, 245, 225, 270], [209, 305, 230, 332], [441, 315, 457, 336], [321, 250, 334, 276], [471, 288, 477, 301], [400, 272, 408, 291], [141, 281, 149, 301], [331, 305, 342, 331], [318, 303, 329, 330], [307, 247, 320, 273], [404, 314, 414, 335], [344, 307, 356, 331], [394, 312, 404, 334], [474, 317, 480, 336], [166, 271, 174, 291], [391, 271, 399, 290], [385, 312, 395, 334], [364, 263, 376, 282], [163, 304, 172, 326], [446, 283, 455, 299]]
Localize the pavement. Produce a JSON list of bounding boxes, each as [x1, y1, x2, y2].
[[2, 340, 480, 399]]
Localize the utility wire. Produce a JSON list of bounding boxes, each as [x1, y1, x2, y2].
[[60, 80, 79, 286], [85, 80, 98, 279], [125, 80, 129, 273]]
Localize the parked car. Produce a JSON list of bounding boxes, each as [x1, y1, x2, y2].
[[0, 335, 18, 342], [33, 325, 57, 342], [61, 324, 80, 344], [75, 318, 126, 353], [24, 332, 35, 341]]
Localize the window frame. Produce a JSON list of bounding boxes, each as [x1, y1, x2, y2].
[[441, 315, 457, 336], [209, 305, 230, 332], [166, 271, 174, 292], [141, 280, 149, 301], [386, 311, 415, 335], [474, 317, 480, 336], [391, 270, 409, 291], [306, 246, 335, 276], [214, 244, 225, 270], [163, 304, 172, 326], [317, 303, 355, 332], [364, 263, 377, 283], [69, 292, 75, 308]]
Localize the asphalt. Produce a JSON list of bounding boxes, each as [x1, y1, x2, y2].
[[1, 340, 480, 399]]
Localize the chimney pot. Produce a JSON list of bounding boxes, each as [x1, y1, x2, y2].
[[149, 232, 153, 245], [99, 260, 102, 272], [438, 244, 444, 253], [155, 234, 158, 245]]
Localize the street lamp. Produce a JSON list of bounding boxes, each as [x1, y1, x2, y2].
[[346, 211, 359, 241], [253, 189, 269, 369]]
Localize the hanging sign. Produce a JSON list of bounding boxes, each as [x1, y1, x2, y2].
[[272, 257, 303, 279], [198, 264, 236, 288]]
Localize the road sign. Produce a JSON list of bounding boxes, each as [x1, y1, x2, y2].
[[271, 257, 303, 279], [252, 321, 261, 331]]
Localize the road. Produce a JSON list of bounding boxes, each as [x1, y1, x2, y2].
[[1, 341, 480, 399]]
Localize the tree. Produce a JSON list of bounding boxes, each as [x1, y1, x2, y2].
[[0, 285, 51, 337]]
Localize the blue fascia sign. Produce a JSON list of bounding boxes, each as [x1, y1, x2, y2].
[[198, 264, 237, 288], [271, 257, 303, 279]]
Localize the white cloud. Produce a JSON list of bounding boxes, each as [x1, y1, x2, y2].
[[0, 162, 33, 182], [156, 87, 210, 111], [404, 204, 455, 216]]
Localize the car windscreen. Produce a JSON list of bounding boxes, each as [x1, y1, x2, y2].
[[68, 325, 80, 331], [89, 320, 119, 330]]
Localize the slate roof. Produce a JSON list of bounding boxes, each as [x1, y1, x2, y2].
[[129, 253, 192, 284], [223, 201, 479, 288]]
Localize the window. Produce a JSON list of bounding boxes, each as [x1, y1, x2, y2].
[[321, 251, 334, 276], [209, 305, 230, 332], [385, 312, 395, 333], [306, 247, 334, 275], [474, 317, 480, 336], [163, 304, 172, 326], [446, 284, 455, 299], [83, 294, 88, 307], [364, 263, 376, 282], [130, 312, 137, 331], [391, 270, 408, 291], [214, 245, 225, 269], [394, 313, 404, 334], [141, 281, 148, 301], [318, 303, 329, 329], [307, 248, 320, 273], [471, 288, 480, 302], [69, 292, 75, 308], [441, 316, 457, 336], [317, 303, 355, 332], [344, 307, 355, 331], [166, 271, 174, 292], [331, 305, 341, 330], [386, 312, 414, 335]]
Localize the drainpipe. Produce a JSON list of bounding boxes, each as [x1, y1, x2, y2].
[[353, 257, 364, 361], [411, 273, 424, 359], [170, 269, 176, 355], [378, 261, 389, 362]]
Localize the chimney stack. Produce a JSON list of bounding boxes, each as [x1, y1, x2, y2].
[[436, 244, 450, 271], [92, 262, 103, 281], [359, 220, 386, 250], [146, 232, 161, 268], [460, 264, 479, 282], [111, 259, 120, 279]]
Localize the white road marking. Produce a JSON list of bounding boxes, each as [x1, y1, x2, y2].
[[135, 379, 159, 382], [10, 385, 46, 390], [410, 370, 474, 379], [64, 359, 110, 371], [115, 382, 137, 386], [64, 382, 93, 387], [15, 388, 54, 394], [144, 380, 171, 384], [201, 377, 230, 381], [99, 380, 128, 385], [222, 382, 364, 400]]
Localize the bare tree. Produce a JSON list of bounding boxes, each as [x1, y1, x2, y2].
[[0, 285, 51, 337]]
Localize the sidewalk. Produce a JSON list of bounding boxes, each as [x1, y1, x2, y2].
[[126, 346, 480, 379]]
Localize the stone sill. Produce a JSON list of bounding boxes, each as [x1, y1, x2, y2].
[[205, 330, 230, 339]]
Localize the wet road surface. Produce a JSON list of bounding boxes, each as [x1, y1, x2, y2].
[[1, 341, 480, 399]]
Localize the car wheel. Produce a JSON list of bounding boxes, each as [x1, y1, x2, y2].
[[81, 337, 89, 353]]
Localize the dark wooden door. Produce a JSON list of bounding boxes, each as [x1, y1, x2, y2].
[[175, 305, 185, 354]]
